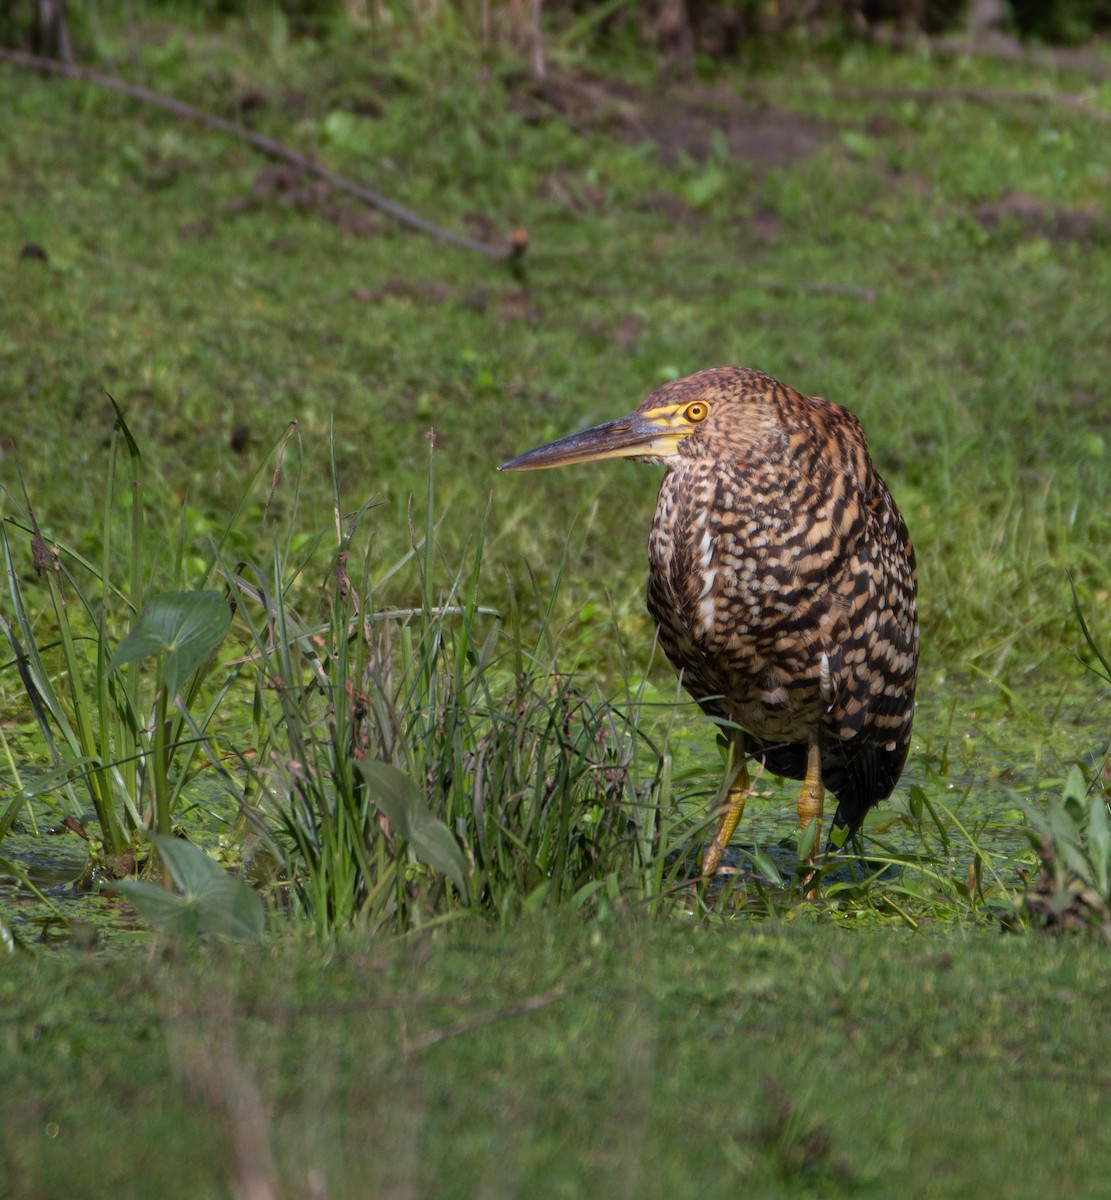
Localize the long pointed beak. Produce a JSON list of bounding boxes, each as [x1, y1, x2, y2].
[[498, 408, 684, 472]]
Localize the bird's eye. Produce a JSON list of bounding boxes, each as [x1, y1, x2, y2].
[[684, 402, 710, 423]]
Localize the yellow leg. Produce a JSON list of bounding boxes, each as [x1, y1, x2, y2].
[[700, 752, 751, 878], [797, 739, 824, 895]]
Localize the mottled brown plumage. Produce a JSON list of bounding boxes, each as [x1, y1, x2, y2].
[[500, 366, 919, 876]]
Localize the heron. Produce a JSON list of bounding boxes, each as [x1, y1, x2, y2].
[[499, 366, 919, 883]]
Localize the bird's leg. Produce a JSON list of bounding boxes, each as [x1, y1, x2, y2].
[[797, 738, 824, 895], [700, 749, 751, 878]]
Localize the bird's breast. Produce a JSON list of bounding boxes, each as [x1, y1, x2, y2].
[[646, 467, 832, 739], [649, 467, 836, 644]]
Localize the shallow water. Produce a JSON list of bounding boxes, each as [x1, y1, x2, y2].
[[663, 666, 1107, 886], [1, 775, 234, 947], [2, 824, 120, 945]]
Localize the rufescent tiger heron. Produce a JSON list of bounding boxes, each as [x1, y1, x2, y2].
[[498, 367, 919, 884]]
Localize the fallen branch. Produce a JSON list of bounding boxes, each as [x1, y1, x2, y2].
[[873, 28, 1111, 83], [749, 79, 1111, 126], [401, 986, 567, 1054], [541, 276, 880, 301], [0, 47, 525, 261]]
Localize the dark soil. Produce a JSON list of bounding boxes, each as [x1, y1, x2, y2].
[[513, 70, 832, 172], [974, 190, 1108, 243]]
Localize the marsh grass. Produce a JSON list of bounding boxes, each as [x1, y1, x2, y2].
[[0, 402, 247, 875], [4, 15, 1111, 1198], [693, 790, 1030, 931], [3, 6, 1108, 681], [225, 432, 689, 933], [224, 416, 1061, 936], [1020, 595, 1111, 937], [0, 407, 691, 932]]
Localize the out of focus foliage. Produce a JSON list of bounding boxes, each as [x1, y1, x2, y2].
[[2, 0, 1111, 55], [1008, 0, 1111, 41]]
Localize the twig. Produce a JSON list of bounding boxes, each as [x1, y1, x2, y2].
[[767, 281, 879, 301], [0, 989, 560, 1029], [873, 28, 1111, 83], [0, 47, 524, 261], [401, 986, 567, 1054], [1010, 1067, 1111, 1089], [541, 276, 880, 301], [749, 79, 1111, 126]]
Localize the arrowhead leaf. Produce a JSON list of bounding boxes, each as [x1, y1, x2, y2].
[[153, 833, 227, 894], [751, 844, 782, 884], [358, 760, 469, 895], [114, 836, 264, 943], [111, 590, 231, 697], [112, 879, 201, 937]]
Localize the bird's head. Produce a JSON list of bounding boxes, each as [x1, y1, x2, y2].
[[498, 367, 784, 474]]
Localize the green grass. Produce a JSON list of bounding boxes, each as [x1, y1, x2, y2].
[[5, 917, 1111, 1199], [0, 408, 688, 936], [2, 6, 1111, 1193], [2, 7, 1108, 675]]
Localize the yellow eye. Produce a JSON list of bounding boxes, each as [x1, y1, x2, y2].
[[684, 401, 710, 423]]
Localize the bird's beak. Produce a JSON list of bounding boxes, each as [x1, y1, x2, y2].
[[498, 406, 688, 472]]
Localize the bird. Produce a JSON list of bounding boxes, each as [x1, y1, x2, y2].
[[499, 366, 919, 885]]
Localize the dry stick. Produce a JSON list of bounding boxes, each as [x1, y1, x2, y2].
[[0, 47, 522, 261], [401, 986, 567, 1054], [15, 993, 545, 1028], [873, 29, 1111, 82], [749, 79, 1111, 126], [539, 276, 880, 301]]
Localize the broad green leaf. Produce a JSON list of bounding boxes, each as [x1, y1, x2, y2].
[[1047, 804, 1090, 882], [114, 836, 265, 943], [112, 880, 200, 937], [1088, 791, 1111, 895], [908, 784, 926, 821], [110, 590, 231, 698], [570, 880, 605, 909], [523, 880, 552, 911], [797, 817, 818, 862], [358, 760, 469, 894], [116, 875, 265, 943], [828, 822, 851, 850], [193, 874, 266, 943], [751, 844, 782, 884], [1060, 768, 1089, 806], [152, 832, 226, 895]]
